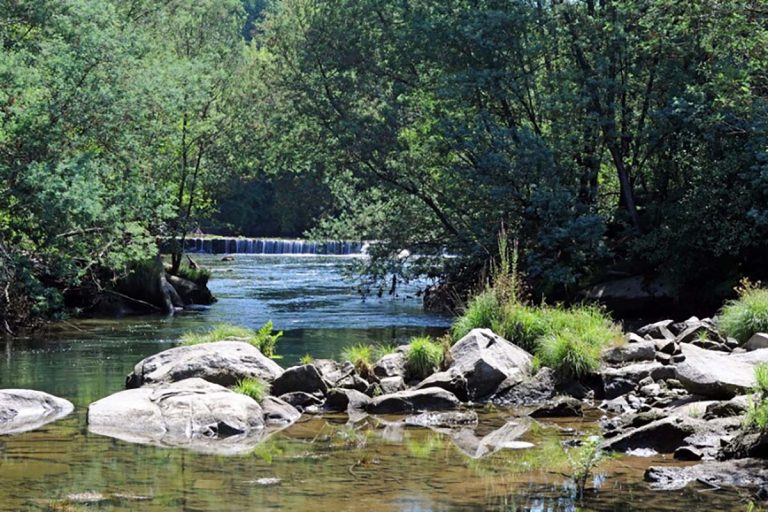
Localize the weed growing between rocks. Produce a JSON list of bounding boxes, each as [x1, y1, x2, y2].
[[181, 321, 283, 358], [746, 364, 768, 431], [406, 337, 444, 380], [720, 280, 768, 344], [233, 378, 269, 401]]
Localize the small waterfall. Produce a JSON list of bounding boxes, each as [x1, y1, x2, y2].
[[183, 237, 365, 255]]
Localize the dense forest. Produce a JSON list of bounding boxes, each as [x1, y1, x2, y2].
[[1, 0, 767, 332]]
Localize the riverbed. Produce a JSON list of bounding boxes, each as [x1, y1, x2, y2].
[[0, 256, 746, 511]]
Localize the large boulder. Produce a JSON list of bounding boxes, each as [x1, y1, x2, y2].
[[602, 340, 656, 365], [492, 367, 557, 406], [88, 378, 276, 454], [324, 388, 371, 413], [603, 416, 700, 453], [125, 341, 283, 388], [372, 351, 407, 379], [675, 344, 768, 398], [0, 389, 74, 435], [270, 364, 328, 396], [167, 275, 215, 305], [444, 329, 532, 400], [367, 387, 460, 414], [745, 333, 768, 351]]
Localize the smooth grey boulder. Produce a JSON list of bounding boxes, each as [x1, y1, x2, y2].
[[444, 329, 532, 400], [88, 378, 271, 454], [367, 387, 460, 414], [270, 364, 328, 396], [261, 396, 301, 426], [492, 367, 557, 406], [325, 388, 371, 413], [0, 389, 74, 435], [414, 370, 469, 401], [602, 340, 656, 365], [675, 344, 766, 398], [603, 416, 699, 453], [379, 376, 406, 394], [125, 341, 283, 388], [373, 351, 407, 379], [745, 333, 768, 351], [645, 459, 768, 491]]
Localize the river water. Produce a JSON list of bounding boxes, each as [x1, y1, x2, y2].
[[0, 256, 745, 511]]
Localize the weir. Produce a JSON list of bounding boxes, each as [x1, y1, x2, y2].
[[183, 237, 366, 255]]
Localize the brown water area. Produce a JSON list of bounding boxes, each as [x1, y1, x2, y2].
[[0, 256, 749, 511]]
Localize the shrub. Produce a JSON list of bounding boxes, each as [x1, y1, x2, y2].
[[406, 336, 444, 380], [181, 321, 283, 357], [536, 306, 621, 379], [341, 343, 375, 376], [234, 378, 269, 401], [719, 281, 768, 344], [175, 265, 211, 287], [746, 363, 768, 431], [450, 289, 500, 340]]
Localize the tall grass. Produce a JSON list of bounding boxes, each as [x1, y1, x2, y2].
[[745, 363, 768, 431], [450, 290, 499, 340], [233, 378, 269, 401], [406, 336, 444, 380], [719, 280, 768, 343], [181, 321, 283, 357]]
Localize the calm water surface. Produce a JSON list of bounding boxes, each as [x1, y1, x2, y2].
[[0, 256, 745, 511]]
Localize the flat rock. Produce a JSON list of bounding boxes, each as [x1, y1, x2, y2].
[[602, 340, 656, 365], [125, 341, 283, 388], [675, 344, 764, 398], [270, 364, 328, 396], [445, 328, 532, 400], [0, 389, 74, 435], [529, 397, 583, 418], [645, 459, 768, 490], [367, 387, 460, 414], [88, 378, 274, 454]]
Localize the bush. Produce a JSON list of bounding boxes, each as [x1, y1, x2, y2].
[[719, 281, 768, 344], [406, 336, 444, 380], [174, 265, 211, 287], [537, 306, 621, 379], [233, 378, 269, 401], [746, 363, 768, 431], [181, 321, 283, 357], [450, 289, 499, 340]]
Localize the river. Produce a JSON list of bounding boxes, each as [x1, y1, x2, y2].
[[0, 255, 744, 511]]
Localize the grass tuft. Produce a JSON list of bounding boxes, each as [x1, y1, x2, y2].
[[405, 336, 444, 380], [181, 321, 283, 357], [450, 290, 499, 340], [233, 378, 269, 401], [719, 280, 768, 344], [746, 363, 768, 431], [174, 265, 211, 287], [299, 353, 314, 365]]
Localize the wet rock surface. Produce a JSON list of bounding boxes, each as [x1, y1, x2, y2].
[[0, 389, 74, 435], [645, 459, 768, 490]]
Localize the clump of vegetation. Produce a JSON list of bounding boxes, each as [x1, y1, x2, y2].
[[450, 230, 620, 379], [233, 378, 269, 402], [745, 363, 768, 431], [720, 280, 768, 344], [341, 343, 375, 376], [299, 353, 314, 365], [181, 321, 283, 357], [566, 436, 608, 499], [405, 336, 444, 380], [174, 265, 211, 287]]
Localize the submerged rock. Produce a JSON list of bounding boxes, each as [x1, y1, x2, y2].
[[404, 410, 478, 428], [645, 459, 768, 490], [125, 341, 283, 388], [0, 389, 74, 435], [367, 387, 460, 414], [88, 378, 281, 454], [443, 328, 532, 400], [438, 419, 533, 458]]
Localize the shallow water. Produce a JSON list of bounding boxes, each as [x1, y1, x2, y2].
[[0, 256, 746, 511]]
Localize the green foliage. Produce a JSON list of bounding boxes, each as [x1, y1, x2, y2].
[[745, 364, 768, 431], [174, 266, 212, 287], [233, 378, 269, 402], [299, 354, 314, 365], [181, 321, 282, 357], [491, 304, 548, 353], [450, 291, 500, 341], [566, 436, 608, 499], [340, 343, 375, 376], [405, 337, 444, 381], [719, 281, 768, 344], [537, 306, 621, 379]]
